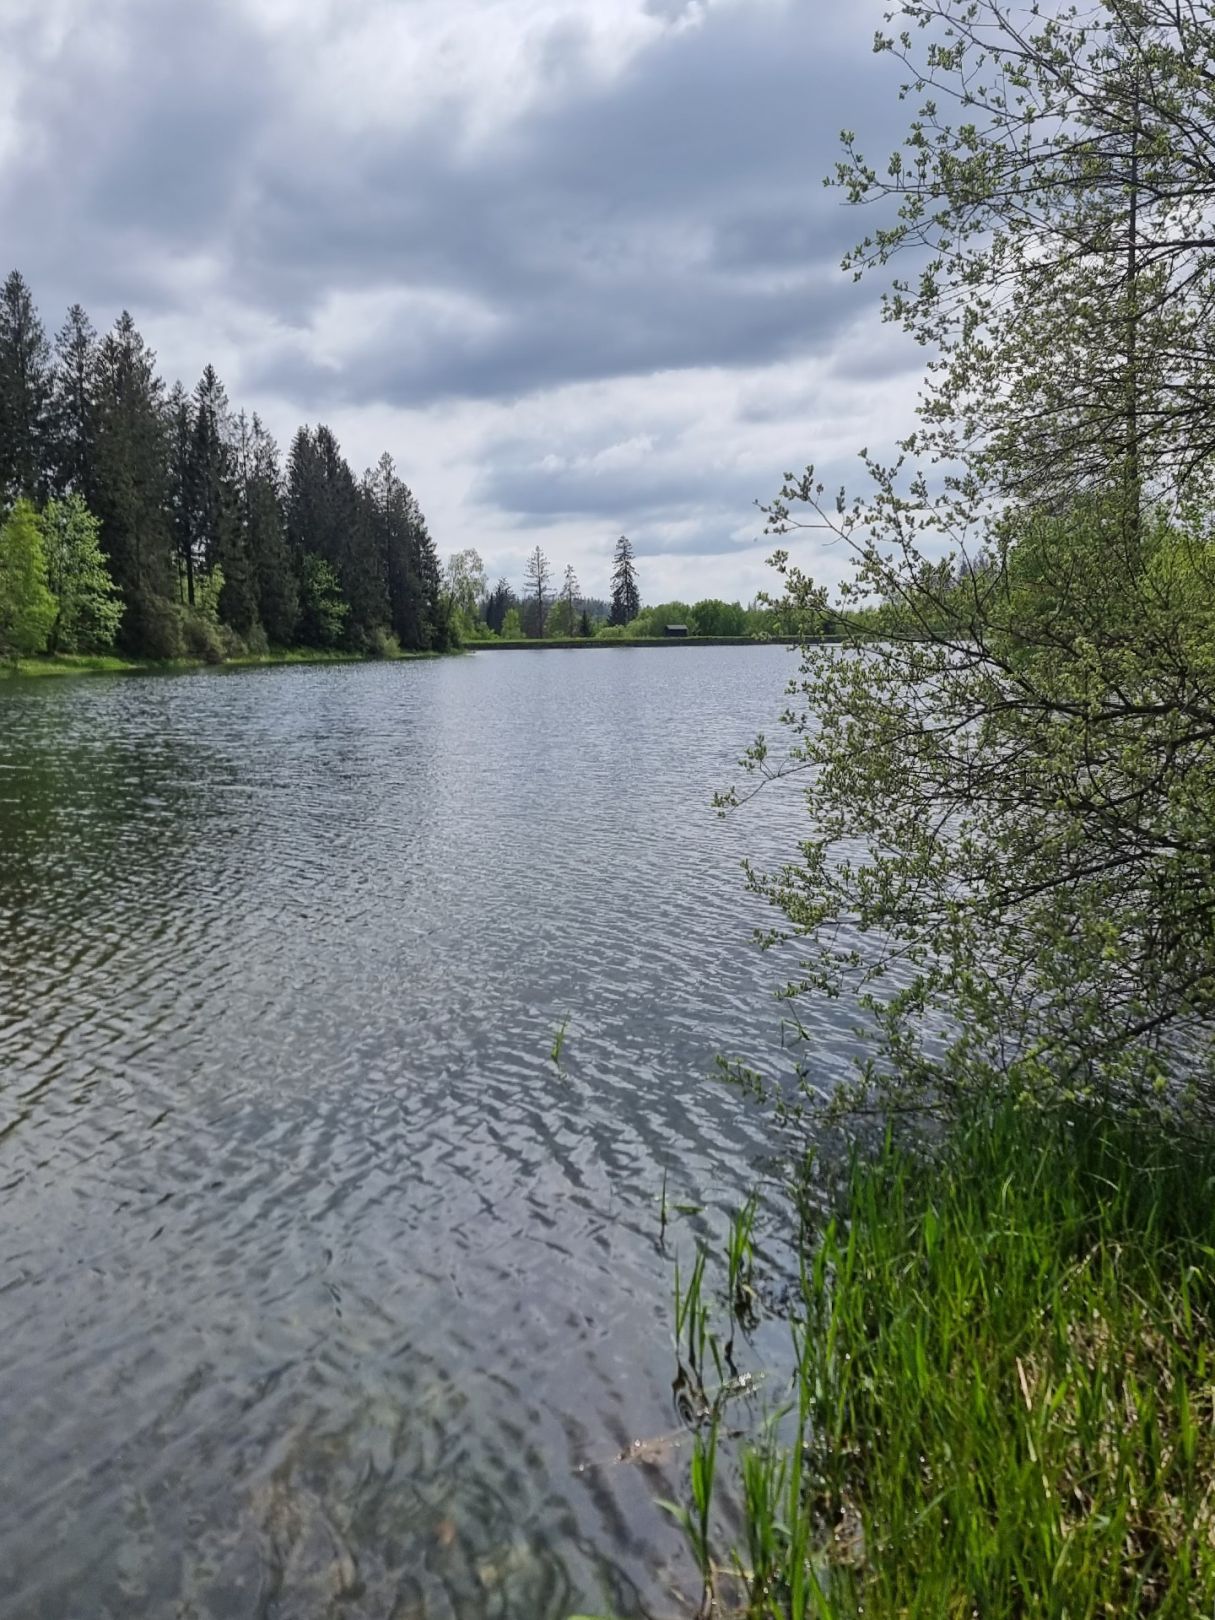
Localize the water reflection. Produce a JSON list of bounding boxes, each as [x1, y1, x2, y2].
[[0, 649, 850, 1618]]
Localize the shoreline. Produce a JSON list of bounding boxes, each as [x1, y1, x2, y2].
[[0, 647, 443, 682], [471, 635, 821, 650], [0, 638, 831, 681]]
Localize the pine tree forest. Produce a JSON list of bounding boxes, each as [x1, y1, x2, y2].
[[0, 270, 448, 662]]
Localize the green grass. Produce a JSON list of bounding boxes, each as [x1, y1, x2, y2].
[[654, 1103, 1215, 1618], [0, 646, 440, 681]]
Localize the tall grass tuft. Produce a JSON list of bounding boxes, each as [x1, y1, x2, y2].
[[662, 1102, 1215, 1618]]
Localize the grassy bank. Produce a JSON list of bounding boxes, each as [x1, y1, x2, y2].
[[0, 647, 439, 681], [658, 1104, 1215, 1618]]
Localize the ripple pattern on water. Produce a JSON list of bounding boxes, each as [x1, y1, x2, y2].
[[0, 648, 856, 1619]]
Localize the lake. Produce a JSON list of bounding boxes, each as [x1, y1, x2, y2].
[[0, 646, 855, 1620]]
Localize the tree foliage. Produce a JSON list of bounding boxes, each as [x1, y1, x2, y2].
[[0, 271, 52, 501], [0, 269, 447, 662], [523, 545, 552, 638], [0, 499, 56, 659], [731, 0, 1215, 1120], [297, 553, 349, 648], [40, 495, 123, 652], [609, 534, 640, 625], [549, 563, 581, 637], [690, 598, 746, 637], [483, 577, 515, 635]]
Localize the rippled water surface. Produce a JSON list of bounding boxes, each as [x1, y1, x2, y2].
[[0, 647, 851, 1620]]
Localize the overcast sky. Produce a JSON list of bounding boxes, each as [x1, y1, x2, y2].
[[0, 0, 918, 604]]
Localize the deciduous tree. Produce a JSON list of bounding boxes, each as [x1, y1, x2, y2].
[[40, 495, 123, 652], [737, 0, 1215, 1120], [0, 499, 55, 659]]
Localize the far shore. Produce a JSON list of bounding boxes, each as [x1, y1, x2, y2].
[[473, 635, 821, 649], [0, 636, 834, 683]]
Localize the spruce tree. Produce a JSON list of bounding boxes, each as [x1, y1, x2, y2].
[[188, 365, 258, 635], [242, 415, 297, 644], [0, 271, 53, 500], [609, 534, 639, 625], [523, 545, 552, 638], [484, 577, 515, 635], [50, 304, 97, 500], [91, 312, 175, 650], [406, 483, 443, 649], [165, 381, 195, 603], [364, 452, 421, 648], [364, 458, 441, 651]]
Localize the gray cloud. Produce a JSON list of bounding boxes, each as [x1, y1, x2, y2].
[[0, 0, 916, 595], [472, 450, 767, 528]]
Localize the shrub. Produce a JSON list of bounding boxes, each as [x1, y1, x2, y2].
[[217, 624, 248, 660], [181, 609, 225, 664], [366, 626, 402, 660], [120, 592, 183, 660]]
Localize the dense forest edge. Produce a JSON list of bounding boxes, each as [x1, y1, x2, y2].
[[0, 287, 453, 668], [0, 284, 822, 677], [568, 3, 1215, 1617]]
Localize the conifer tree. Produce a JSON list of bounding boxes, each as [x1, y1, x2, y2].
[[0, 272, 52, 500], [90, 312, 174, 649], [609, 535, 639, 625], [363, 451, 415, 645], [523, 545, 552, 638], [484, 577, 515, 635], [241, 414, 297, 644], [285, 427, 326, 568], [187, 365, 258, 634], [165, 381, 195, 603], [406, 485, 443, 648], [50, 304, 97, 500], [556, 563, 581, 637]]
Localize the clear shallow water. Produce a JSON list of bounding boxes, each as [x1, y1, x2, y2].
[[0, 647, 854, 1620]]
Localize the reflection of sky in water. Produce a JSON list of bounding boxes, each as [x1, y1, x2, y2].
[[0, 648, 861, 1619]]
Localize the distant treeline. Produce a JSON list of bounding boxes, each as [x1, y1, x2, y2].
[[448, 534, 834, 644], [0, 270, 450, 663]]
